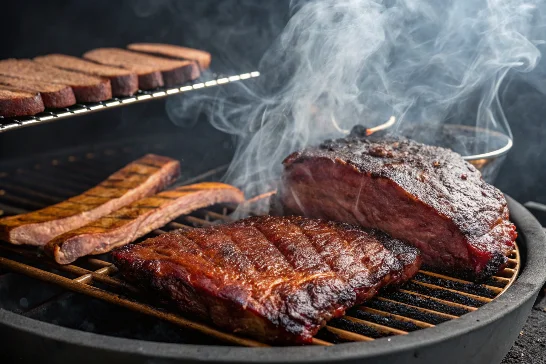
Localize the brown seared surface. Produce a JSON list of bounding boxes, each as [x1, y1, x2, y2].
[[0, 154, 180, 246], [0, 59, 111, 102], [128, 43, 211, 70], [281, 130, 516, 279], [46, 183, 244, 264], [34, 54, 138, 96], [0, 88, 44, 117], [0, 75, 76, 108], [84, 48, 199, 88], [112, 216, 421, 344]]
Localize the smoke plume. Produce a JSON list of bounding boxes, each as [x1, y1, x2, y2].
[[167, 0, 544, 204]]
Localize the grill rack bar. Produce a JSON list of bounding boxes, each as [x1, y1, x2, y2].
[[0, 148, 521, 346], [0, 71, 260, 134]]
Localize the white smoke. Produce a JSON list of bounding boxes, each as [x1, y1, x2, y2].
[[167, 0, 543, 203]]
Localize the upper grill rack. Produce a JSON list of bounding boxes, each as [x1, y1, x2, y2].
[[0, 148, 520, 347], [0, 71, 260, 133]]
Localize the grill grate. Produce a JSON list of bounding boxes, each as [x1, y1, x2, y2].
[[0, 149, 520, 347], [0, 71, 259, 133]]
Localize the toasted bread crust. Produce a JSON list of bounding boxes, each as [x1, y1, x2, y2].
[[0, 75, 76, 108], [0, 59, 112, 103], [84, 48, 199, 88], [35, 55, 138, 96], [0, 88, 45, 117], [128, 43, 211, 70]]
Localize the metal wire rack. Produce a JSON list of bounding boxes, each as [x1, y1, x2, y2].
[[0, 71, 260, 133], [0, 148, 521, 347]]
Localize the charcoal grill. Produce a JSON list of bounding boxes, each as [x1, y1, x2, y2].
[[0, 142, 545, 364]]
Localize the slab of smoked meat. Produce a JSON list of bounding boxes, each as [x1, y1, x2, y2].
[[280, 128, 517, 280], [112, 216, 421, 344]]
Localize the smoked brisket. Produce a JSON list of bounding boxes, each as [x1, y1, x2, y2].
[[280, 130, 517, 280]]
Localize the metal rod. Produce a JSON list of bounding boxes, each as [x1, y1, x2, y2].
[[358, 307, 435, 329], [344, 316, 408, 336], [311, 338, 333, 346], [375, 297, 459, 320], [418, 270, 503, 294], [0, 256, 268, 347], [323, 326, 374, 342], [409, 280, 493, 303], [398, 289, 478, 311]]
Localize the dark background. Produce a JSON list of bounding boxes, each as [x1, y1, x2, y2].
[[1, 0, 545, 207], [0, 2, 545, 363]]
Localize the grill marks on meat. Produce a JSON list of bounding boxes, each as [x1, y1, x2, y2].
[[46, 183, 244, 264], [280, 131, 517, 280], [0, 154, 180, 246], [112, 216, 421, 344]]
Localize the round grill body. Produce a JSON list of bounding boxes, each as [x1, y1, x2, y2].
[[0, 197, 545, 363]]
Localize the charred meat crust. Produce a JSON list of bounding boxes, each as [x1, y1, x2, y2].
[[280, 130, 516, 280], [112, 215, 421, 344]]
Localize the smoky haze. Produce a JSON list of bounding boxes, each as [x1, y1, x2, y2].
[[166, 0, 544, 206]]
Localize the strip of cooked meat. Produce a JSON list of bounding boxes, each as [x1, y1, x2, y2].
[[279, 128, 517, 280], [0, 154, 180, 246], [46, 183, 244, 264], [112, 216, 421, 344]]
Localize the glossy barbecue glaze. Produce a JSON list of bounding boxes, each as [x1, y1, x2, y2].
[[281, 128, 517, 280], [112, 216, 421, 344]]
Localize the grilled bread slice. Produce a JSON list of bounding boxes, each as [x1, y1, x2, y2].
[[0, 59, 111, 103], [0, 75, 76, 108], [0, 88, 45, 117], [84, 48, 199, 88], [46, 182, 245, 264], [34, 54, 138, 97], [128, 43, 211, 70], [0, 154, 181, 246]]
